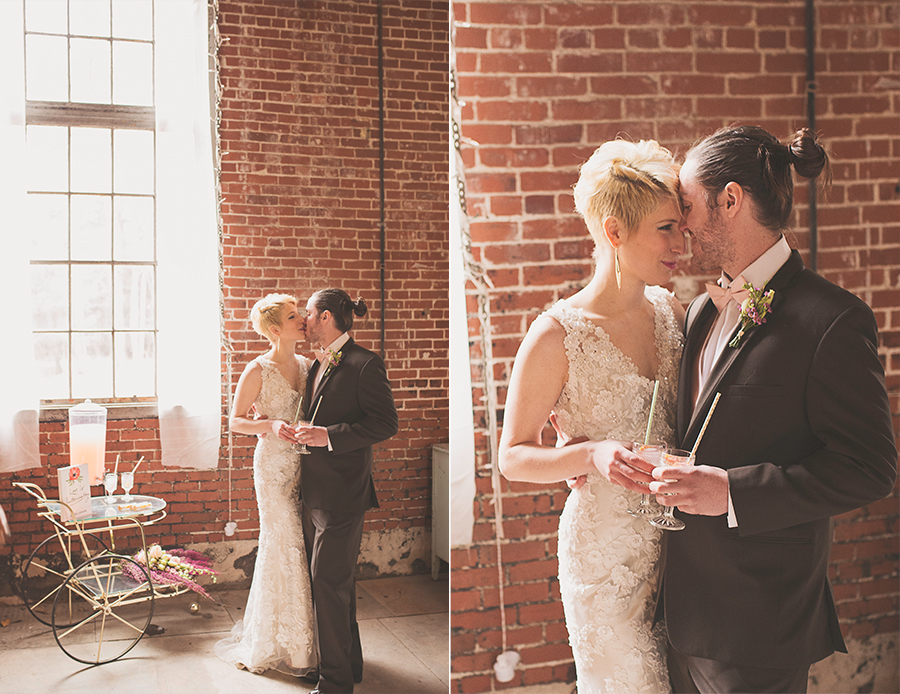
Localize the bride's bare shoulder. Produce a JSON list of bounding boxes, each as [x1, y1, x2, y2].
[[518, 313, 567, 364], [527, 311, 566, 339]]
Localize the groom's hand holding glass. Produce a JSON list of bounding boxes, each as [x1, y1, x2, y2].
[[649, 464, 729, 516], [293, 423, 329, 448]]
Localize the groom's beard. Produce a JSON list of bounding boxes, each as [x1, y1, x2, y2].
[[691, 208, 734, 273]]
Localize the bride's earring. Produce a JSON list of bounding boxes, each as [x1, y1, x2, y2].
[[614, 248, 621, 289]]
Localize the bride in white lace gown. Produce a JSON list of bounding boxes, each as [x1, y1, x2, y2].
[[499, 140, 685, 694], [215, 293, 317, 676]]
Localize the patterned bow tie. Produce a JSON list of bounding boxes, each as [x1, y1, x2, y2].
[[705, 273, 750, 312]]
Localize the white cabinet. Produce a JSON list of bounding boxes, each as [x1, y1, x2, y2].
[[432, 444, 449, 579]]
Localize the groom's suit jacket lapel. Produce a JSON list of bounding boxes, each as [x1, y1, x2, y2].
[[680, 251, 805, 448], [676, 296, 715, 442], [305, 338, 354, 418]]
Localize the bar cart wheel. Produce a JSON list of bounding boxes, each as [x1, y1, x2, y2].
[[51, 554, 155, 665], [20, 533, 109, 627]]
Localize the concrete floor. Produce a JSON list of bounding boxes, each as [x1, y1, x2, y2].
[[0, 573, 449, 694]]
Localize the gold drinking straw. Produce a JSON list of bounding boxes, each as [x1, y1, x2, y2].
[[292, 396, 304, 425], [644, 380, 660, 445], [690, 392, 721, 457], [309, 396, 323, 425], [131, 456, 145, 474], [114, 453, 120, 476]]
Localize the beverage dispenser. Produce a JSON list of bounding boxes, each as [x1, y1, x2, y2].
[[68, 399, 108, 485]]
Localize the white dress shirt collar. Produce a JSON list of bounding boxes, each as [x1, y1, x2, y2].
[[728, 235, 791, 290], [318, 332, 350, 363]]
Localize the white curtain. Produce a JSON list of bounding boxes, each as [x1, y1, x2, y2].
[[155, 0, 222, 469], [0, 1, 41, 474], [449, 135, 476, 546]]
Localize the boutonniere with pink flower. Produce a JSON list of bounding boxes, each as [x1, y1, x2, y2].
[[323, 348, 343, 378], [729, 284, 775, 348]]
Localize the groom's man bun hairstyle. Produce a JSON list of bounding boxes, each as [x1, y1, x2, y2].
[[573, 139, 681, 258], [687, 125, 832, 233], [311, 288, 368, 333], [250, 293, 298, 344]]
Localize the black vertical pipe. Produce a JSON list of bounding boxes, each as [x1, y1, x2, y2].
[[377, 0, 386, 357], [805, 0, 818, 272]]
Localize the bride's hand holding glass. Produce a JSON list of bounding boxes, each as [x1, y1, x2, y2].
[[270, 419, 299, 443], [589, 440, 656, 494]]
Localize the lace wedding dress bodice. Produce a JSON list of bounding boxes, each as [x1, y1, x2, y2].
[[215, 355, 317, 676], [547, 286, 683, 694]]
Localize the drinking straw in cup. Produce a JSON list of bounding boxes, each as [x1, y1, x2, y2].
[[650, 392, 721, 531], [309, 395, 322, 425], [628, 380, 662, 517], [690, 392, 721, 458]]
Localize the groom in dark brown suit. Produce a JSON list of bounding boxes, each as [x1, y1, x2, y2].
[[650, 126, 897, 693], [295, 288, 398, 694]]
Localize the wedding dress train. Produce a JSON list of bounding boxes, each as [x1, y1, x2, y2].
[[215, 355, 317, 676]]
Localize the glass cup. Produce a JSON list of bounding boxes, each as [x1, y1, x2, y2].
[[627, 442, 667, 517], [650, 448, 696, 531], [294, 419, 311, 455], [120, 471, 134, 501], [103, 472, 118, 505]]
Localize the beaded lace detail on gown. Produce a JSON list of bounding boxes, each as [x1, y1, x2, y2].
[[215, 355, 317, 676], [546, 286, 683, 694]]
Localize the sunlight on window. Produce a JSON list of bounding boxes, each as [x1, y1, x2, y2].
[[28, 194, 68, 259], [114, 130, 155, 194], [72, 127, 113, 192], [71, 38, 111, 104], [2, 0, 219, 470], [71, 194, 112, 260], [114, 196, 154, 261], [26, 125, 68, 191], [113, 41, 153, 106], [24, 0, 158, 402], [25, 34, 68, 101]]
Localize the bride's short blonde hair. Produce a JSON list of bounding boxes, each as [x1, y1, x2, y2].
[[250, 293, 298, 344], [573, 139, 680, 254]]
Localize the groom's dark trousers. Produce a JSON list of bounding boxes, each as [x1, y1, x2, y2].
[[307, 507, 366, 690], [661, 251, 896, 693], [301, 338, 398, 694], [668, 646, 809, 694]]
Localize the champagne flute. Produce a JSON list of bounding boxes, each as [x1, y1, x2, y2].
[[294, 419, 311, 455], [649, 449, 696, 531], [627, 442, 666, 517], [103, 471, 118, 505], [120, 471, 134, 501], [294, 396, 322, 456]]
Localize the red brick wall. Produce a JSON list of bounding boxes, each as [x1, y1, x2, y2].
[[217, 0, 449, 546], [452, 1, 899, 691], [0, 0, 448, 589]]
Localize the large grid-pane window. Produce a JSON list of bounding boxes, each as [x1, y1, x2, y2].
[[25, 0, 157, 403]]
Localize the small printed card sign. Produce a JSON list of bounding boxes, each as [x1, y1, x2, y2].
[[57, 463, 93, 521]]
